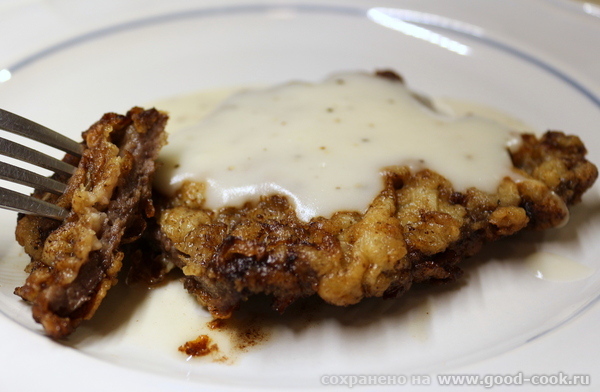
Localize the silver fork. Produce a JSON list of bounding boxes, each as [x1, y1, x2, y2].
[[0, 108, 83, 220]]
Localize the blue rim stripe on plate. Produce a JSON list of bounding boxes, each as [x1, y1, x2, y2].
[[367, 7, 600, 108], [4, 4, 600, 109], [6, 4, 363, 74]]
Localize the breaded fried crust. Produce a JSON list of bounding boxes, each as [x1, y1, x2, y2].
[[157, 131, 597, 318], [15, 108, 167, 338]]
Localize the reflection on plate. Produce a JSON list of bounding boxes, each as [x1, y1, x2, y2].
[[0, 2, 599, 391], [546, 0, 600, 18]]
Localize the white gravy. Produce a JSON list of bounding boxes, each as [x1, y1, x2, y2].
[[154, 72, 524, 220], [525, 252, 594, 282]]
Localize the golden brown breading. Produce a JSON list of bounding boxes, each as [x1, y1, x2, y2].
[[15, 108, 167, 338], [156, 131, 597, 318]]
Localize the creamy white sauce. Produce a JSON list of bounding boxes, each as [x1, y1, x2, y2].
[[525, 252, 595, 282], [154, 72, 523, 220], [407, 297, 432, 343], [434, 97, 537, 136]]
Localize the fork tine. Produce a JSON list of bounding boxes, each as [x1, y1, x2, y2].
[[0, 108, 79, 220], [0, 186, 68, 220], [0, 161, 67, 194], [0, 108, 82, 157], [0, 137, 76, 176]]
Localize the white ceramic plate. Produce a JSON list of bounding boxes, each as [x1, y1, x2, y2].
[[1, 1, 599, 391]]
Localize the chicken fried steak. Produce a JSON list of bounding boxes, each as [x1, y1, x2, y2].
[[14, 107, 167, 338], [11, 71, 597, 339], [156, 132, 596, 318]]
